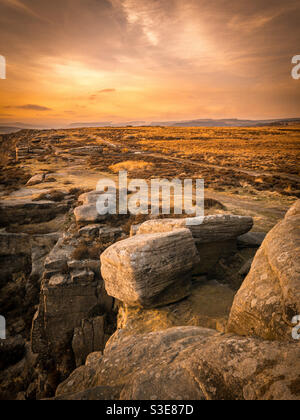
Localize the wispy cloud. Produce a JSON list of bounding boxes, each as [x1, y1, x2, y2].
[[5, 104, 52, 111], [98, 89, 116, 93]]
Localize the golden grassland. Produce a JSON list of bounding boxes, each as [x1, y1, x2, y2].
[[1, 125, 300, 199]]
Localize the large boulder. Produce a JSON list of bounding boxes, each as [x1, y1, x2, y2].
[[55, 326, 300, 400], [101, 229, 199, 308], [228, 200, 300, 341], [137, 215, 253, 275]]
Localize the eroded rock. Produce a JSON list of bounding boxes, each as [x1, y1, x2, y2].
[[228, 200, 300, 341], [137, 215, 253, 243], [72, 316, 105, 368], [55, 326, 300, 401], [101, 229, 199, 308]]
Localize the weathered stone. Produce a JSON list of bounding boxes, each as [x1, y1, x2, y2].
[[48, 274, 67, 287], [194, 239, 237, 275], [26, 173, 45, 186], [56, 326, 300, 400], [67, 260, 100, 278], [44, 237, 74, 273], [79, 224, 101, 238], [130, 224, 141, 237], [137, 215, 253, 243], [0, 232, 30, 256], [136, 215, 253, 276], [238, 258, 254, 277], [29, 233, 61, 281], [99, 226, 123, 243], [0, 233, 31, 285], [74, 204, 107, 225], [72, 316, 106, 367], [101, 229, 199, 308], [237, 232, 266, 248], [71, 270, 95, 283], [31, 234, 114, 374], [31, 276, 112, 361], [228, 200, 300, 341], [0, 199, 69, 227], [78, 191, 105, 205]]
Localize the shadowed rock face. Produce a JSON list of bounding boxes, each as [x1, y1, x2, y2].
[[0, 200, 69, 227], [55, 326, 300, 401], [116, 280, 235, 337], [228, 200, 300, 341], [101, 228, 199, 308]]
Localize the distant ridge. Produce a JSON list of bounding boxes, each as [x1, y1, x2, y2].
[[1, 118, 300, 133], [149, 118, 300, 127], [69, 118, 300, 128]]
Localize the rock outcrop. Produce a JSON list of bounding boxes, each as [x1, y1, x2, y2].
[[136, 215, 253, 276], [137, 215, 253, 242], [74, 205, 107, 225], [228, 200, 300, 341], [0, 199, 68, 227], [72, 316, 106, 368], [0, 233, 31, 285], [101, 229, 199, 308], [31, 233, 114, 383], [55, 326, 300, 401]]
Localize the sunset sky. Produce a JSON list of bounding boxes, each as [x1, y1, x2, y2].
[[0, 0, 299, 127]]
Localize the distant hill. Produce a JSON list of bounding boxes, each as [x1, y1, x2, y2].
[[0, 122, 47, 134], [149, 118, 300, 127], [69, 122, 113, 128], [69, 118, 300, 128], [0, 126, 23, 134], [1, 118, 300, 134]]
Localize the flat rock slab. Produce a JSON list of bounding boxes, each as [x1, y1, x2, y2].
[[101, 229, 199, 308], [0, 199, 68, 226], [137, 214, 253, 243]]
